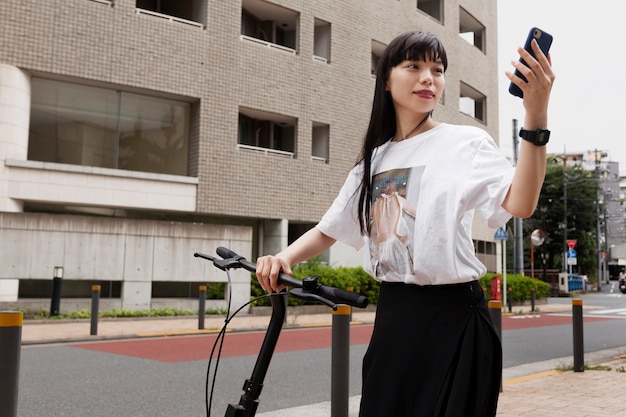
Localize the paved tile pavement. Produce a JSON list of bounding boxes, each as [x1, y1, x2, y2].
[[9, 304, 626, 417]]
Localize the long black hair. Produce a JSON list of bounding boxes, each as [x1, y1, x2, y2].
[[356, 31, 448, 235]]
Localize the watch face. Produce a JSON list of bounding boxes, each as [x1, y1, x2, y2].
[[537, 131, 549, 145]]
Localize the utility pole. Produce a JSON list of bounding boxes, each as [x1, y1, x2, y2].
[[512, 119, 523, 275], [562, 148, 567, 273], [595, 148, 602, 291]]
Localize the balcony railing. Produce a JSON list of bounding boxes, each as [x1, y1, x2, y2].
[[237, 144, 294, 158], [136, 8, 204, 28], [240, 35, 296, 55]]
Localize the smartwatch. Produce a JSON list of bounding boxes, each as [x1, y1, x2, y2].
[[519, 128, 550, 146]]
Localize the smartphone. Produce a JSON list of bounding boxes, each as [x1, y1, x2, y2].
[[508, 27, 553, 98]]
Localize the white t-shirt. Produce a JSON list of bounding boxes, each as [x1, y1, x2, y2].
[[316, 123, 515, 285]]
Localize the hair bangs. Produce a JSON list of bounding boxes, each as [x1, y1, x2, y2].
[[389, 32, 448, 71]]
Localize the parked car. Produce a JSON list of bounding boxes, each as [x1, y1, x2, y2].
[[619, 273, 626, 294]]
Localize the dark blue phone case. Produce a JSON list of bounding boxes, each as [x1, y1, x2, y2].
[[509, 27, 553, 98]]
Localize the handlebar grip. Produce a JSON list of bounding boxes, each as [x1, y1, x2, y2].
[[216, 246, 241, 259], [318, 286, 369, 309], [277, 273, 301, 288], [214, 246, 369, 308]]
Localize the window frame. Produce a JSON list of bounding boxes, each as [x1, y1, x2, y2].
[[238, 107, 297, 157]]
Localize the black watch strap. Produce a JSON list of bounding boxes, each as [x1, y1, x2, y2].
[[519, 128, 550, 146]]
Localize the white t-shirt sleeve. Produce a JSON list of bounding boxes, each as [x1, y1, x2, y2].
[[466, 136, 515, 228], [316, 167, 365, 250]]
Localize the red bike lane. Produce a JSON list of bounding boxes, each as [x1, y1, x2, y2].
[[71, 314, 617, 363]]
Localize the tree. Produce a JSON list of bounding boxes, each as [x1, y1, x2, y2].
[[506, 157, 599, 281]]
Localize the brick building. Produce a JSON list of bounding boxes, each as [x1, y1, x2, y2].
[[0, 0, 500, 311]]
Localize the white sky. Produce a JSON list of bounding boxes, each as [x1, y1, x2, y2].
[[496, 1, 626, 175]]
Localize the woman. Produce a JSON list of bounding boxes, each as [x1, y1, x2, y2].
[[256, 31, 554, 416]]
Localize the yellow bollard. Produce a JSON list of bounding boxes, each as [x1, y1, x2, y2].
[[0, 311, 24, 417], [572, 299, 584, 372], [331, 305, 351, 417]]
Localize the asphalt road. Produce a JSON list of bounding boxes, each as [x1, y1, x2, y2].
[[17, 291, 626, 416]]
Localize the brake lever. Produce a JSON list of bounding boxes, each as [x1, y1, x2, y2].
[[288, 288, 337, 310], [194, 252, 243, 271], [287, 276, 338, 310]]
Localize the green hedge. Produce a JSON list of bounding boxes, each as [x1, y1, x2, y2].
[[478, 272, 550, 302], [251, 260, 549, 306]]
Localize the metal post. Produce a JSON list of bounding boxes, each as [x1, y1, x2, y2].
[[50, 266, 64, 316], [502, 239, 508, 310], [198, 285, 207, 330], [572, 299, 584, 372], [508, 288, 513, 313], [530, 288, 535, 312], [488, 301, 502, 392], [562, 147, 568, 273], [346, 287, 354, 321], [331, 305, 350, 417], [90, 285, 101, 336], [512, 119, 524, 275], [488, 300, 502, 339], [530, 240, 534, 278], [596, 187, 602, 292], [0, 311, 23, 417]]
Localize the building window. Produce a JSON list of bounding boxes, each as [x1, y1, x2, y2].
[[459, 7, 485, 52], [241, 0, 299, 53], [417, 0, 443, 23], [28, 78, 190, 176], [459, 82, 486, 123], [238, 108, 296, 156], [136, 0, 206, 27], [475, 240, 497, 255], [371, 40, 387, 76], [312, 122, 329, 162], [313, 18, 331, 63]]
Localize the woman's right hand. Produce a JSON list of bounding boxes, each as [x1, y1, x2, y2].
[[255, 227, 336, 293], [256, 255, 292, 293]]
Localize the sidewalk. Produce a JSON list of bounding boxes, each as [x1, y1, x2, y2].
[[16, 303, 626, 417]]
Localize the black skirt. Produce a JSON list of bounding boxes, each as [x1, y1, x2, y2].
[[359, 280, 501, 417]]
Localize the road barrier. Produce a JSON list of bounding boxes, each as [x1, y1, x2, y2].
[[198, 285, 207, 330], [90, 285, 101, 336], [0, 311, 23, 417], [488, 300, 503, 392], [331, 305, 351, 417], [572, 299, 584, 372]]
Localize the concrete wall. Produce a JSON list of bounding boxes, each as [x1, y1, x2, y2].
[[0, 212, 252, 310]]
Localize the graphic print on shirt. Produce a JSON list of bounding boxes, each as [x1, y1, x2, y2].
[[369, 166, 424, 280]]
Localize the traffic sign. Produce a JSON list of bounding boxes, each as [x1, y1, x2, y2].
[[567, 239, 577, 250], [494, 226, 508, 240], [567, 248, 577, 266]]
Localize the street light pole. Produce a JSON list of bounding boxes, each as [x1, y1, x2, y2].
[[512, 119, 524, 275]]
